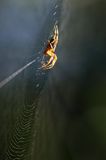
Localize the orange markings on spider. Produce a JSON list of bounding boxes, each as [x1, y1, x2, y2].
[[41, 25, 59, 70]]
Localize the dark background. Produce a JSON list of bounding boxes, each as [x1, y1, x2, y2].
[[0, 0, 106, 159]]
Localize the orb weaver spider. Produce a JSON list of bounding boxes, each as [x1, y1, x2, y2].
[[41, 25, 59, 70]]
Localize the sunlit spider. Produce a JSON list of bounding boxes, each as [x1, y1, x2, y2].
[[41, 25, 59, 70]]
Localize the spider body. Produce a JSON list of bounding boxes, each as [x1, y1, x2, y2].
[[41, 25, 59, 70]]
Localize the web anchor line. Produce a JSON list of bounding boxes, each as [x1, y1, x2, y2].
[[0, 59, 36, 89]]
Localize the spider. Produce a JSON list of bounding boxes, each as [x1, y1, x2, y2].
[[41, 25, 59, 70]]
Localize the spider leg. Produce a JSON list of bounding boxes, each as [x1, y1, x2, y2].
[[44, 55, 57, 69], [54, 25, 59, 37], [44, 60, 56, 69], [42, 56, 53, 68], [39, 56, 53, 69]]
